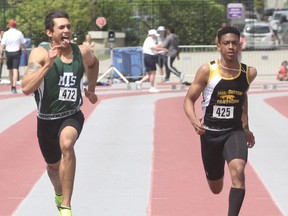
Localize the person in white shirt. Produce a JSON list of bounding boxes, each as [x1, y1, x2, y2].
[[0, 19, 26, 93], [136, 29, 165, 93]]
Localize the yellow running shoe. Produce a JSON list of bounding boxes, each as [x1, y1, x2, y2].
[[59, 206, 72, 216], [55, 193, 62, 210]]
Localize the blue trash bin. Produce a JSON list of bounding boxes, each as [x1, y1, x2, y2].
[[112, 47, 143, 81]]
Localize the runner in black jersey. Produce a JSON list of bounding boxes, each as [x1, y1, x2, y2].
[[184, 26, 257, 216], [21, 10, 99, 216]]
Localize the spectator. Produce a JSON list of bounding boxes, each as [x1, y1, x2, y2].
[[136, 29, 165, 93], [156, 26, 167, 80], [240, 33, 246, 50], [82, 33, 95, 53], [277, 60, 288, 81], [0, 19, 26, 93], [238, 33, 246, 61], [161, 26, 184, 82]]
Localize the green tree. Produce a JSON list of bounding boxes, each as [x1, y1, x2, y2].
[[254, 0, 264, 17], [152, 0, 226, 45], [5, 0, 93, 45], [1, 0, 239, 46]]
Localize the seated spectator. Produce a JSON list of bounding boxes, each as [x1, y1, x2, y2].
[[277, 60, 288, 81]]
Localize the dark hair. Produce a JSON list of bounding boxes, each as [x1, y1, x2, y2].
[[217, 25, 240, 43], [45, 10, 69, 31], [166, 26, 175, 33]]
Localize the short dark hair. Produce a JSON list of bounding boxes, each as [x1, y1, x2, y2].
[[166, 26, 175, 33], [217, 25, 240, 43], [45, 10, 69, 31]]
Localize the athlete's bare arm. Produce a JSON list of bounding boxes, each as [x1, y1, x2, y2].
[[79, 44, 99, 104], [184, 63, 210, 135], [22, 45, 61, 95], [241, 66, 257, 148]]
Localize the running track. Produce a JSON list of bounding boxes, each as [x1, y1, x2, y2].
[[0, 81, 287, 216]]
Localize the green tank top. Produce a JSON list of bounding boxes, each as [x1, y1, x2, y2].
[[34, 43, 84, 120]]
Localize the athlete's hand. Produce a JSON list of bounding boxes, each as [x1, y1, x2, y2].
[[46, 45, 61, 67], [84, 88, 98, 104], [192, 118, 205, 135], [245, 129, 255, 148]]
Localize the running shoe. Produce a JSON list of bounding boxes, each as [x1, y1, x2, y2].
[[162, 78, 169, 82], [59, 206, 72, 216], [11, 87, 17, 94], [135, 80, 142, 90], [149, 87, 160, 93], [55, 193, 62, 210]]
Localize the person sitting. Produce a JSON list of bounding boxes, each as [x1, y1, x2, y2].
[[277, 60, 288, 81]]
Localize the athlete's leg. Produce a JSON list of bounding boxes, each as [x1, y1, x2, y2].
[[47, 161, 62, 194], [59, 125, 78, 208], [228, 159, 246, 188], [224, 129, 248, 216], [227, 159, 246, 216], [200, 131, 226, 194]]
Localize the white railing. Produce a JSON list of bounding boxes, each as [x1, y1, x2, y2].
[[94, 45, 288, 82]]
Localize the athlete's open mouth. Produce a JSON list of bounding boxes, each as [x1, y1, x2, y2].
[[61, 36, 70, 43]]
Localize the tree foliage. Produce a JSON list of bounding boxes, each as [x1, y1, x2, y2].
[[4, 0, 93, 45], [0, 0, 260, 46]]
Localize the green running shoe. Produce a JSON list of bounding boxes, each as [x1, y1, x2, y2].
[[59, 206, 72, 216], [55, 193, 62, 210]]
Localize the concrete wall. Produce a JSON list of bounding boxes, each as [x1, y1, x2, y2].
[[88, 31, 126, 51]]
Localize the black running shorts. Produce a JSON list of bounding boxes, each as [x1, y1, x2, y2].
[[37, 111, 85, 164], [5, 50, 21, 69], [144, 53, 158, 73], [200, 127, 248, 181]]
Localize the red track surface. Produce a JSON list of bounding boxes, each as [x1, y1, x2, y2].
[[148, 96, 283, 216], [0, 86, 286, 215], [265, 96, 288, 118], [0, 95, 97, 216]]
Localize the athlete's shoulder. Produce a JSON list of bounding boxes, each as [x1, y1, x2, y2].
[[247, 65, 257, 83], [194, 62, 211, 83], [28, 46, 48, 65]]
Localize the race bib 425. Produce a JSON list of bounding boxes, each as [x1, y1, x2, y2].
[[212, 105, 234, 119]]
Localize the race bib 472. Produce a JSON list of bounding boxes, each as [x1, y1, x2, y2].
[[58, 87, 77, 102]]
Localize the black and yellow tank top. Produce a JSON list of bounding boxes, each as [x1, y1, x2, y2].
[[202, 60, 250, 131], [34, 43, 84, 120]]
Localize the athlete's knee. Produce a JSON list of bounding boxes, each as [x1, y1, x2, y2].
[[229, 160, 246, 187], [59, 128, 78, 152]]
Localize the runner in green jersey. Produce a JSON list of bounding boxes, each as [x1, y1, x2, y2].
[[22, 10, 99, 216]]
